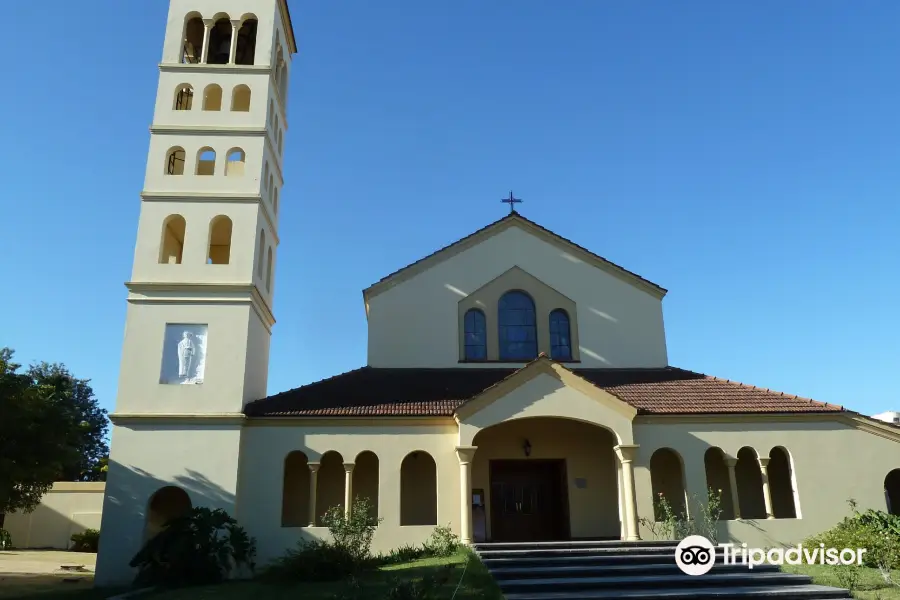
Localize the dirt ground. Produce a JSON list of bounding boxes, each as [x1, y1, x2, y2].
[[0, 551, 96, 598]]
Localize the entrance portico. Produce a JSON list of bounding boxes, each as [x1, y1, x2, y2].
[[453, 357, 641, 544]]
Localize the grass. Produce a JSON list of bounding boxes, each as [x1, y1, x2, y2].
[[783, 563, 900, 599], [140, 549, 502, 600], [0, 574, 121, 600]]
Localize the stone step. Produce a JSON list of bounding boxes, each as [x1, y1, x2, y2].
[[474, 539, 679, 552], [502, 584, 852, 599], [496, 571, 812, 593], [489, 561, 780, 579], [477, 545, 687, 559], [481, 551, 727, 568]]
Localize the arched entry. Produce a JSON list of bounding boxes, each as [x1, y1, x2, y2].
[[470, 417, 620, 542], [145, 486, 191, 540], [885, 469, 900, 515]]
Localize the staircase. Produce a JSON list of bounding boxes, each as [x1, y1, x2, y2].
[[474, 540, 853, 599]]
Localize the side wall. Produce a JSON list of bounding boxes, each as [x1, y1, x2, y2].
[[632, 417, 900, 547], [4, 483, 105, 549]]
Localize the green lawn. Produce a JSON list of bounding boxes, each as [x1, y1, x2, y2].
[[143, 550, 501, 600], [0, 574, 121, 600], [783, 564, 900, 599]]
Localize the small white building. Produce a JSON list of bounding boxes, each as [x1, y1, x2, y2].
[[94, 0, 900, 587], [872, 411, 900, 425]]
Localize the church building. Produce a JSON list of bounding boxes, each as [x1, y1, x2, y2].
[[95, 0, 900, 586]]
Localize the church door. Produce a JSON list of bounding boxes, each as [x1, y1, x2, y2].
[[489, 460, 568, 542]]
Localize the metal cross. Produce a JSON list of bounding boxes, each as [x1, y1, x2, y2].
[[501, 191, 523, 214]]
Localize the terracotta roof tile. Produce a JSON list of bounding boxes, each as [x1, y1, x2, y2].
[[243, 366, 844, 418]]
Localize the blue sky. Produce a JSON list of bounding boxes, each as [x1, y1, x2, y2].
[[1, 1, 898, 417]]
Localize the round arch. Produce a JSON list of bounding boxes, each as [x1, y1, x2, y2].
[[886, 469, 900, 515], [649, 447, 688, 519], [400, 450, 437, 526], [145, 485, 191, 540]]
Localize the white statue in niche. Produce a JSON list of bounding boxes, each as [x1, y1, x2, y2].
[[160, 324, 208, 384]]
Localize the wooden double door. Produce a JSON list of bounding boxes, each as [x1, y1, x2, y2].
[[489, 459, 569, 542]]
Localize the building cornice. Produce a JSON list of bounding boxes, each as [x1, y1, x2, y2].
[[159, 64, 272, 75], [110, 412, 246, 426], [150, 125, 267, 136], [140, 192, 280, 244], [244, 416, 457, 427], [124, 282, 276, 330]]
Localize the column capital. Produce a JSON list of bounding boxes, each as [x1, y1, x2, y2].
[[343, 462, 355, 473], [202, 18, 215, 25], [614, 444, 639, 463], [758, 457, 770, 468], [455, 446, 477, 465], [308, 462, 321, 473]]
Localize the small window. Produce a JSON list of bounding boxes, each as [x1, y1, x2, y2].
[[203, 84, 222, 111], [268, 100, 274, 129], [158, 215, 186, 264], [266, 246, 274, 292], [165, 147, 186, 175], [277, 129, 283, 156], [235, 16, 258, 66], [498, 291, 537, 361], [464, 309, 487, 361], [225, 148, 245, 176], [207, 216, 232, 264], [196, 148, 216, 175], [549, 309, 572, 360], [273, 187, 279, 215], [174, 84, 193, 110], [207, 17, 233, 65], [231, 85, 251, 112], [182, 15, 204, 64], [257, 229, 266, 277]]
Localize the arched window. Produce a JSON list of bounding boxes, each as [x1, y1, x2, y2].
[[282, 451, 310, 527], [464, 309, 486, 360], [266, 247, 274, 292], [235, 16, 258, 65], [274, 114, 280, 138], [231, 85, 251, 112], [267, 174, 274, 201], [256, 229, 265, 277], [400, 451, 437, 525], [704, 447, 735, 519], [206, 16, 233, 65], [498, 291, 537, 361], [315, 451, 345, 526], [145, 486, 191, 540], [886, 470, 900, 516], [196, 148, 216, 175], [273, 187, 279, 215], [649, 448, 688, 519], [158, 215, 186, 264], [202, 84, 222, 111], [173, 84, 193, 110], [225, 148, 246, 176], [207, 216, 232, 264], [165, 147, 185, 175], [277, 129, 283, 155], [268, 100, 274, 130], [278, 60, 289, 103], [274, 47, 285, 94], [736, 447, 766, 519], [769, 447, 798, 518], [353, 451, 379, 520], [549, 309, 572, 360], [263, 162, 270, 191], [182, 14, 204, 64]]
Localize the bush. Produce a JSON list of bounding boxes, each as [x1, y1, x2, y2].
[[0, 528, 11, 550], [129, 507, 256, 588], [70, 528, 100, 553], [381, 544, 429, 564], [424, 525, 459, 558], [806, 500, 900, 570], [322, 496, 383, 564]]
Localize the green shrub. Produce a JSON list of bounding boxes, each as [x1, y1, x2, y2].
[[386, 566, 454, 600], [322, 496, 383, 564], [381, 544, 429, 564], [70, 528, 100, 553], [805, 500, 900, 570], [129, 507, 256, 588], [0, 528, 11, 550], [424, 525, 459, 558]]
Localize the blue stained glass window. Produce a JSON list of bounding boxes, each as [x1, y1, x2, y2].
[[499, 291, 537, 361], [464, 309, 487, 360], [549, 309, 572, 360]]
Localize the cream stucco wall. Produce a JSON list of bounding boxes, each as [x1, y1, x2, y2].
[[367, 225, 668, 369], [4, 483, 105, 550]]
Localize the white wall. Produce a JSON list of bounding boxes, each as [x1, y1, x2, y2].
[[367, 225, 668, 368], [4, 483, 105, 549]]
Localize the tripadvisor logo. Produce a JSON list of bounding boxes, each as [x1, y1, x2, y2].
[[674, 535, 868, 576]]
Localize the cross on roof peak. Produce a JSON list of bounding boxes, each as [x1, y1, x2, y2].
[[501, 191, 523, 214]]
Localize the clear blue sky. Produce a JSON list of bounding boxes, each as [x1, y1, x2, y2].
[[2, 1, 898, 417]]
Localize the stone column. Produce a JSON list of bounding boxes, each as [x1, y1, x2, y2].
[[758, 457, 775, 519], [343, 463, 355, 518], [455, 446, 478, 545], [229, 21, 240, 64], [200, 20, 213, 64], [307, 462, 320, 527], [725, 457, 741, 519], [614, 444, 641, 542]]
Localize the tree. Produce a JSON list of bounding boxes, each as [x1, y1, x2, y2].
[[0, 348, 109, 527]]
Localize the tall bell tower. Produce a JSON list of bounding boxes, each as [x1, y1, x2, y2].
[[96, 0, 296, 585]]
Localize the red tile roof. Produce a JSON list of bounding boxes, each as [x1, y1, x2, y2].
[[243, 366, 844, 418]]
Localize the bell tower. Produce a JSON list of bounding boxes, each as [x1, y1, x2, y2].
[[95, 0, 296, 585]]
